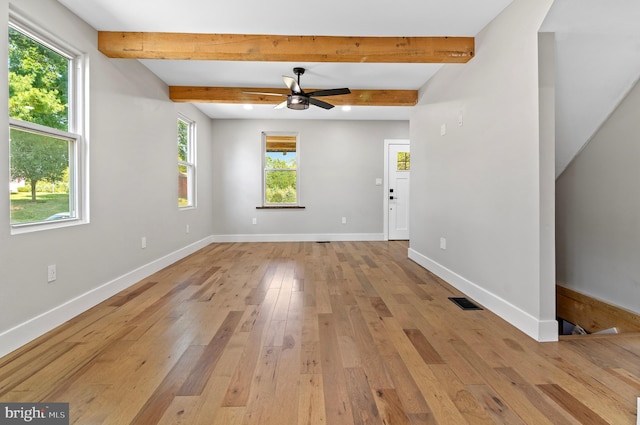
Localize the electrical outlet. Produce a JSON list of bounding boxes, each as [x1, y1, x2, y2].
[[252, 217, 257, 225], [440, 237, 447, 250], [47, 265, 57, 283], [440, 123, 447, 136], [141, 237, 147, 249], [342, 217, 347, 224], [186, 224, 190, 234]]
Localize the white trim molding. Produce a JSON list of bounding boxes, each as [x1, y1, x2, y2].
[[0, 236, 215, 359], [212, 233, 385, 243], [408, 248, 558, 342]]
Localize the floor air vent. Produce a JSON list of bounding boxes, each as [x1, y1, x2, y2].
[[449, 297, 483, 310]]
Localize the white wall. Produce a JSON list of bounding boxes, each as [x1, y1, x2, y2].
[[540, 0, 640, 177], [0, 0, 215, 357], [211, 119, 408, 241], [408, 0, 557, 341], [556, 78, 640, 315]]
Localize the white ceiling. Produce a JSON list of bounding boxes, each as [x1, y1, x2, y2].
[[57, 0, 513, 120]]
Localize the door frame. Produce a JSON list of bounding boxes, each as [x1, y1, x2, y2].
[[383, 139, 410, 241]]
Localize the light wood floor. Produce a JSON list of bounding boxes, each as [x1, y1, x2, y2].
[[1, 241, 639, 424]]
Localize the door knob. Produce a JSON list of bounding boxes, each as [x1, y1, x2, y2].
[[390, 196, 395, 200]]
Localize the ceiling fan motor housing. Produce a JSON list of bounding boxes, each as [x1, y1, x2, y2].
[[287, 94, 309, 110]]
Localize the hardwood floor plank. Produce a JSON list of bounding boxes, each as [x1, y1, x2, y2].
[[318, 313, 355, 425], [245, 263, 278, 305], [178, 310, 243, 396], [0, 302, 115, 368], [190, 375, 235, 423], [353, 269, 379, 297], [300, 305, 322, 375], [537, 342, 639, 422], [347, 305, 394, 389], [185, 264, 222, 287], [211, 406, 246, 425], [0, 341, 79, 396], [401, 298, 493, 385], [41, 337, 138, 402], [129, 345, 205, 425], [109, 281, 158, 307], [274, 291, 304, 425], [183, 302, 237, 345], [357, 298, 432, 417], [370, 297, 393, 318], [156, 395, 200, 425], [298, 374, 327, 425], [450, 339, 560, 425], [187, 275, 221, 302], [407, 412, 437, 425], [315, 280, 333, 314], [381, 316, 468, 424], [3, 325, 137, 402], [239, 305, 260, 332], [566, 337, 640, 377], [241, 346, 282, 425], [222, 287, 278, 407], [428, 364, 495, 425], [57, 383, 111, 425], [495, 367, 578, 425], [537, 384, 610, 425], [466, 384, 526, 424], [403, 329, 445, 365], [606, 367, 640, 391], [303, 279, 317, 307], [344, 367, 383, 425], [264, 319, 286, 347], [380, 352, 432, 417], [386, 264, 433, 301], [373, 388, 412, 425]]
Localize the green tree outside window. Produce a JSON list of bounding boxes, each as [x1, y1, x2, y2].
[[9, 26, 72, 223]]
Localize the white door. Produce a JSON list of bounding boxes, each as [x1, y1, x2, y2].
[[388, 143, 410, 240]]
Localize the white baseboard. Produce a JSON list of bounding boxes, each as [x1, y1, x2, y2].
[[0, 236, 215, 359], [408, 248, 558, 342], [212, 233, 385, 243]]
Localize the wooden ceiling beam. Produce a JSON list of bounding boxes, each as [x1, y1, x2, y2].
[[98, 32, 474, 63], [169, 86, 418, 107]]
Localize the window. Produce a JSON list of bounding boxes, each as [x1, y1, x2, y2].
[[263, 133, 298, 206], [397, 152, 410, 171], [178, 115, 196, 207], [8, 19, 85, 230]]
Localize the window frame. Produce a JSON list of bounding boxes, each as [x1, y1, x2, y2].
[[8, 14, 88, 234], [177, 114, 196, 209], [262, 131, 300, 207]]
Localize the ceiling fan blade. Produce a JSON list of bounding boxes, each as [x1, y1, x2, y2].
[[283, 76, 302, 93], [243, 91, 287, 97], [306, 88, 351, 97], [309, 97, 335, 110], [274, 100, 288, 109]]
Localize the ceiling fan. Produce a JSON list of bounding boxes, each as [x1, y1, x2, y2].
[[246, 67, 351, 110]]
